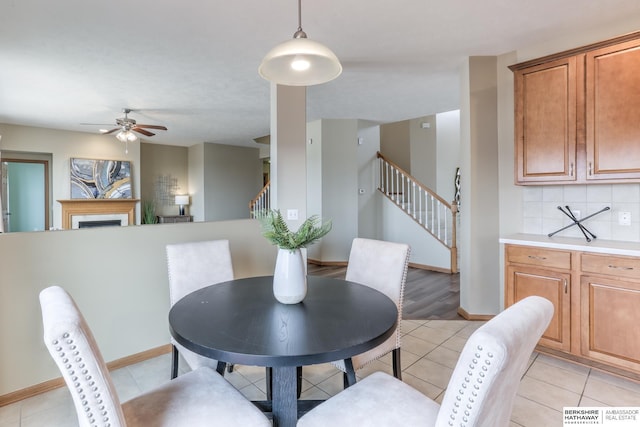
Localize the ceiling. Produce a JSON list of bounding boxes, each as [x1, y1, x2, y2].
[[1, 0, 640, 148]]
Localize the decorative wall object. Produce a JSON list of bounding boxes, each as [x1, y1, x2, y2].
[[70, 158, 132, 199], [454, 167, 461, 208], [154, 174, 179, 207]]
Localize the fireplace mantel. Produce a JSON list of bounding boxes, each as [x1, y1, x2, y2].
[[58, 199, 139, 230]]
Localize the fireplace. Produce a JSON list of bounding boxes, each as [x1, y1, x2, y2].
[[58, 199, 139, 230], [78, 219, 123, 228]]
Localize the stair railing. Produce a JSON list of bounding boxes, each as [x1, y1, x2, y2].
[[249, 181, 270, 218], [377, 152, 458, 273]]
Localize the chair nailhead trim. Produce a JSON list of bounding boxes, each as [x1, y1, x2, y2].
[[53, 331, 112, 427], [446, 342, 498, 427]]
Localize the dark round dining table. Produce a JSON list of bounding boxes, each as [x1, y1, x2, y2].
[[169, 275, 398, 427]]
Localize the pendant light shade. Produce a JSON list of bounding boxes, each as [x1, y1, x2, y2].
[[259, 0, 342, 86]]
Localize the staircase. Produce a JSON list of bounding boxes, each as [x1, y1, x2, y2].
[[377, 152, 458, 273], [249, 155, 458, 273], [249, 181, 270, 218]]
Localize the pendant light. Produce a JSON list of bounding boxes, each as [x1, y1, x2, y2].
[[259, 0, 342, 86]]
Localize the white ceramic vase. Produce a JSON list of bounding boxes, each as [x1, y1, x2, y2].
[[273, 248, 307, 304]]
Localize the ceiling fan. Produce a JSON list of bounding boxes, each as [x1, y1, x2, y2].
[[98, 108, 168, 139]]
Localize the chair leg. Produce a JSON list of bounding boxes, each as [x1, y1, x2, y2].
[[343, 358, 357, 389], [216, 361, 227, 376], [392, 347, 402, 380], [297, 366, 302, 399], [170, 345, 179, 379]]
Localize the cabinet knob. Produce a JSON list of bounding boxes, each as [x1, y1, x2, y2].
[[569, 162, 574, 177], [588, 162, 593, 176]]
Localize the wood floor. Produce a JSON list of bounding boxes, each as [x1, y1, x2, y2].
[[307, 264, 462, 320]]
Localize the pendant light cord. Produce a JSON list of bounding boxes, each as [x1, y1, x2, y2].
[[293, 0, 307, 38]]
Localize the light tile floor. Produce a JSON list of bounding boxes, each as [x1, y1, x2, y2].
[[3, 319, 640, 426]]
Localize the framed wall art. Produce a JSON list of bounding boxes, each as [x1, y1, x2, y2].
[[70, 158, 132, 199]]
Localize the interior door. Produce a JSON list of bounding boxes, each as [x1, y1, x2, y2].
[[2, 160, 49, 232]]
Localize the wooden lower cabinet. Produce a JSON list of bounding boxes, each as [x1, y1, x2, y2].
[[505, 244, 640, 376], [506, 265, 571, 351], [580, 252, 640, 372]]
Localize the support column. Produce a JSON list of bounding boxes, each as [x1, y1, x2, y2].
[[270, 84, 307, 227], [459, 56, 501, 316]]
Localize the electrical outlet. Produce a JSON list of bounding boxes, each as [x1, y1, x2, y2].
[[287, 209, 298, 220], [619, 211, 631, 226]]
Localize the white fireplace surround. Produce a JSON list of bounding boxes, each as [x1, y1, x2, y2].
[[72, 214, 129, 229]]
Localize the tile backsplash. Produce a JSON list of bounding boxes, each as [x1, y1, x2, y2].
[[522, 184, 640, 242]]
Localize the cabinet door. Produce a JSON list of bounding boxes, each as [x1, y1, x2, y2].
[[514, 57, 577, 183], [586, 39, 640, 180], [506, 265, 571, 351], [580, 275, 640, 372]]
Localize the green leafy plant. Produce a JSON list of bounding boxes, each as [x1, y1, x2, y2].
[[257, 209, 331, 251], [142, 200, 158, 224]]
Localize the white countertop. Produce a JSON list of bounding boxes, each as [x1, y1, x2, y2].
[[500, 234, 640, 257]]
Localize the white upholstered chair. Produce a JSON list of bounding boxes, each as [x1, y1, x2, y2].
[[331, 238, 410, 384], [39, 286, 271, 427], [298, 295, 554, 427], [166, 239, 234, 378]]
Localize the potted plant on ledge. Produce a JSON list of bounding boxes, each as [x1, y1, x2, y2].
[[258, 209, 331, 304]]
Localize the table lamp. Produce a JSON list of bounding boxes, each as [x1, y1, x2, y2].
[[175, 195, 190, 216]]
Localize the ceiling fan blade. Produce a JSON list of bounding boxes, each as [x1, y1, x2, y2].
[[135, 124, 167, 130], [133, 127, 155, 137], [81, 123, 117, 126], [101, 128, 120, 135]]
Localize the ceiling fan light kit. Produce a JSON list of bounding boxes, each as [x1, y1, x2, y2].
[[90, 108, 167, 152], [259, 0, 342, 86], [116, 129, 138, 143]]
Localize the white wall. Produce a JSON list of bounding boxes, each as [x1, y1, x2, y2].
[[356, 122, 381, 239], [187, 143, 205, 221], [0, 219, 277, 397], [436, 110, 461, 203], [409, 115, 437, 189], [380, 194, 451, 270], [306, 120, 323, 261], [202, 143, 262, 221], [0, 123, 140, 228], [380, 120, 411, 171], [140, 143, 189, 217], [319, 119, 359, 261]]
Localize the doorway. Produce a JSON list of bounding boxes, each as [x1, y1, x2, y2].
[[1, 159, 50, 232]]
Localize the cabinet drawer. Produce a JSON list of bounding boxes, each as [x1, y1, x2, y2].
[[581, 253, 640, 280], [506, 245, 572, 270]]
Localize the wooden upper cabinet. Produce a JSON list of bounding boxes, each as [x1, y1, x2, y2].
[[514, 57, 577, 183], [511, 31, 640, 184], [586, 39, 640, 180]]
